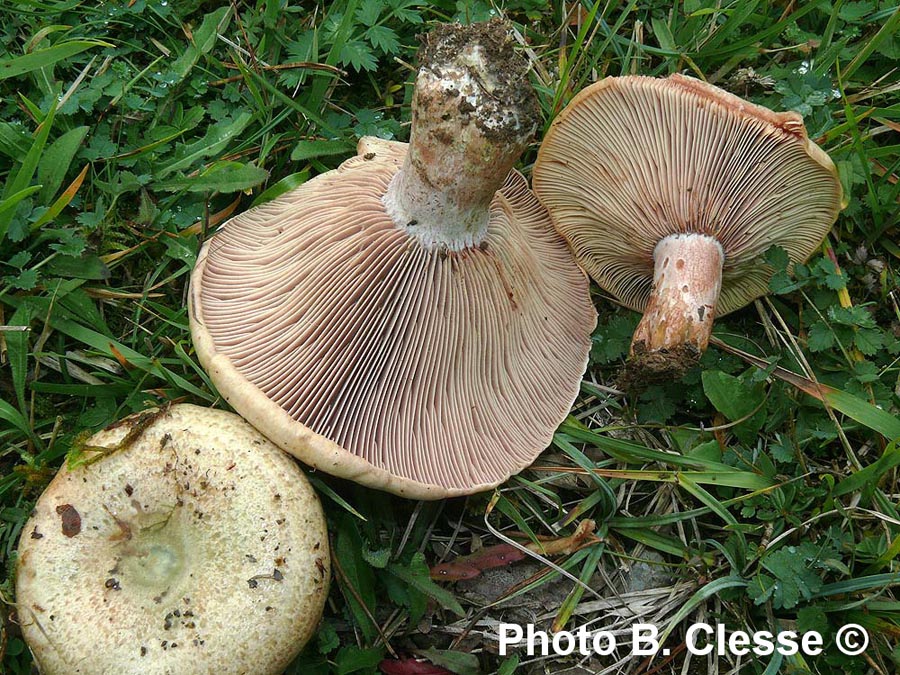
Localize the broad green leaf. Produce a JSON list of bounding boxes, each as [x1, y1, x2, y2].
[[316, 620, 339, 654], [356, 0, 382, 26], [818, 387, 900, 441], [0, 185, 42, 216], [711, 337, 900, 441], [387, 552, 464, 616], [0, 40, 111, 81], [334, 645, 383, 675], [340, 38, 377, 71], [0, 398, 39, 449], [250, 170, 309, 207], [751, 544, 824, 609], [365, 25, 400, 54], [701, 370, 766, 444], [32, 163, 89, 230], [290, 139, 353, 162], [45, 253, 110, 280], [0, 122, 33, 160], [854, 328, 884, 356], [418, 648, 480, 675], [6, 306, 31, 416], [361, 547, 390, 569], [834, 441, 900, 496], [650, 16, 677, 52], [0, 93, 58, 242], [702, 370, 763, 420], [807, 322, 834, 352], [590, 313, 639, 363], [169, 7, 232, 84], [157, 112, 253, 177], [763, 244, 791, 270], [153, 162, 268, 193], [334, 514, 378, 641], [37, 125, 88, 202]]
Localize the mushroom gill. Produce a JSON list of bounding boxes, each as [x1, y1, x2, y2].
[[533, 74, 843, 383], [190, 21, 596, 498]]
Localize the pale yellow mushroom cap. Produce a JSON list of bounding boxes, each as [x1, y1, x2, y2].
[[16, 404, 330, 675]]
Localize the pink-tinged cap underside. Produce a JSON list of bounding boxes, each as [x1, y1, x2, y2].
[[190, 141, 595, 498], [533, 74, 844, 315]]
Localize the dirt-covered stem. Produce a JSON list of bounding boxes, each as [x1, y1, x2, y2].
[[630, 233, 725, 366], [383, 21, 539, 251]]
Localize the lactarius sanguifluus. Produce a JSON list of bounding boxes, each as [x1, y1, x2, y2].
[[189, 21, 596, 499], [533, 74, 843, 382], [15, 405, 329, 675]]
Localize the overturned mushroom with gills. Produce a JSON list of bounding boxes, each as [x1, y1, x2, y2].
[[190, 21, 596, 498], [533, 74, 843, 383]]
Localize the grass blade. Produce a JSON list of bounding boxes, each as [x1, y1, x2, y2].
[[659, 576, 748, 644], [710, 337, 900, 441], [0, 93, 57, 242]]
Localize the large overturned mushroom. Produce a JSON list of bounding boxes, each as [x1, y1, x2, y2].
[[189, 21, 596, 498], [533, 74, 843, 382], [15, 405, 329, 675]]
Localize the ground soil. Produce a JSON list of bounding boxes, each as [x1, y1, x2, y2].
[[417, 19, 541, 142]]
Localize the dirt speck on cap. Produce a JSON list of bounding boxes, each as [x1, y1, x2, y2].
[[55, 504, 81, 537]]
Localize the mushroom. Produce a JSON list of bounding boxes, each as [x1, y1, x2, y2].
[[533, 74, 843, 382], [189, 21, 596, 498], [15, 404, 329, 675]]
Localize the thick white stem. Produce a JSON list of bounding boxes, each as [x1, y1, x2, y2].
[[630, 233, 725, 364], [383, 23, 538, 251]]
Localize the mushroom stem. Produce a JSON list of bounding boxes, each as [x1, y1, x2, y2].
[[383, 21, 539, 251], [630, 233, 724, 371]]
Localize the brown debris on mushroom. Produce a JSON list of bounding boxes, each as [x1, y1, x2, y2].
[[55, 504, 81, 537], [533, 74, 843, 385], [189, 21, 596, 498], [15, 405, 329, 675]]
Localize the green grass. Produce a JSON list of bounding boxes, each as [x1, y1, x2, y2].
[[1, 1, 899, 673]]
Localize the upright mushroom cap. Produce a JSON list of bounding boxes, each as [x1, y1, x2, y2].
[[534, 74, 843, 380], [189, 22, 596, 498], [16, 405, 329, 675]]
